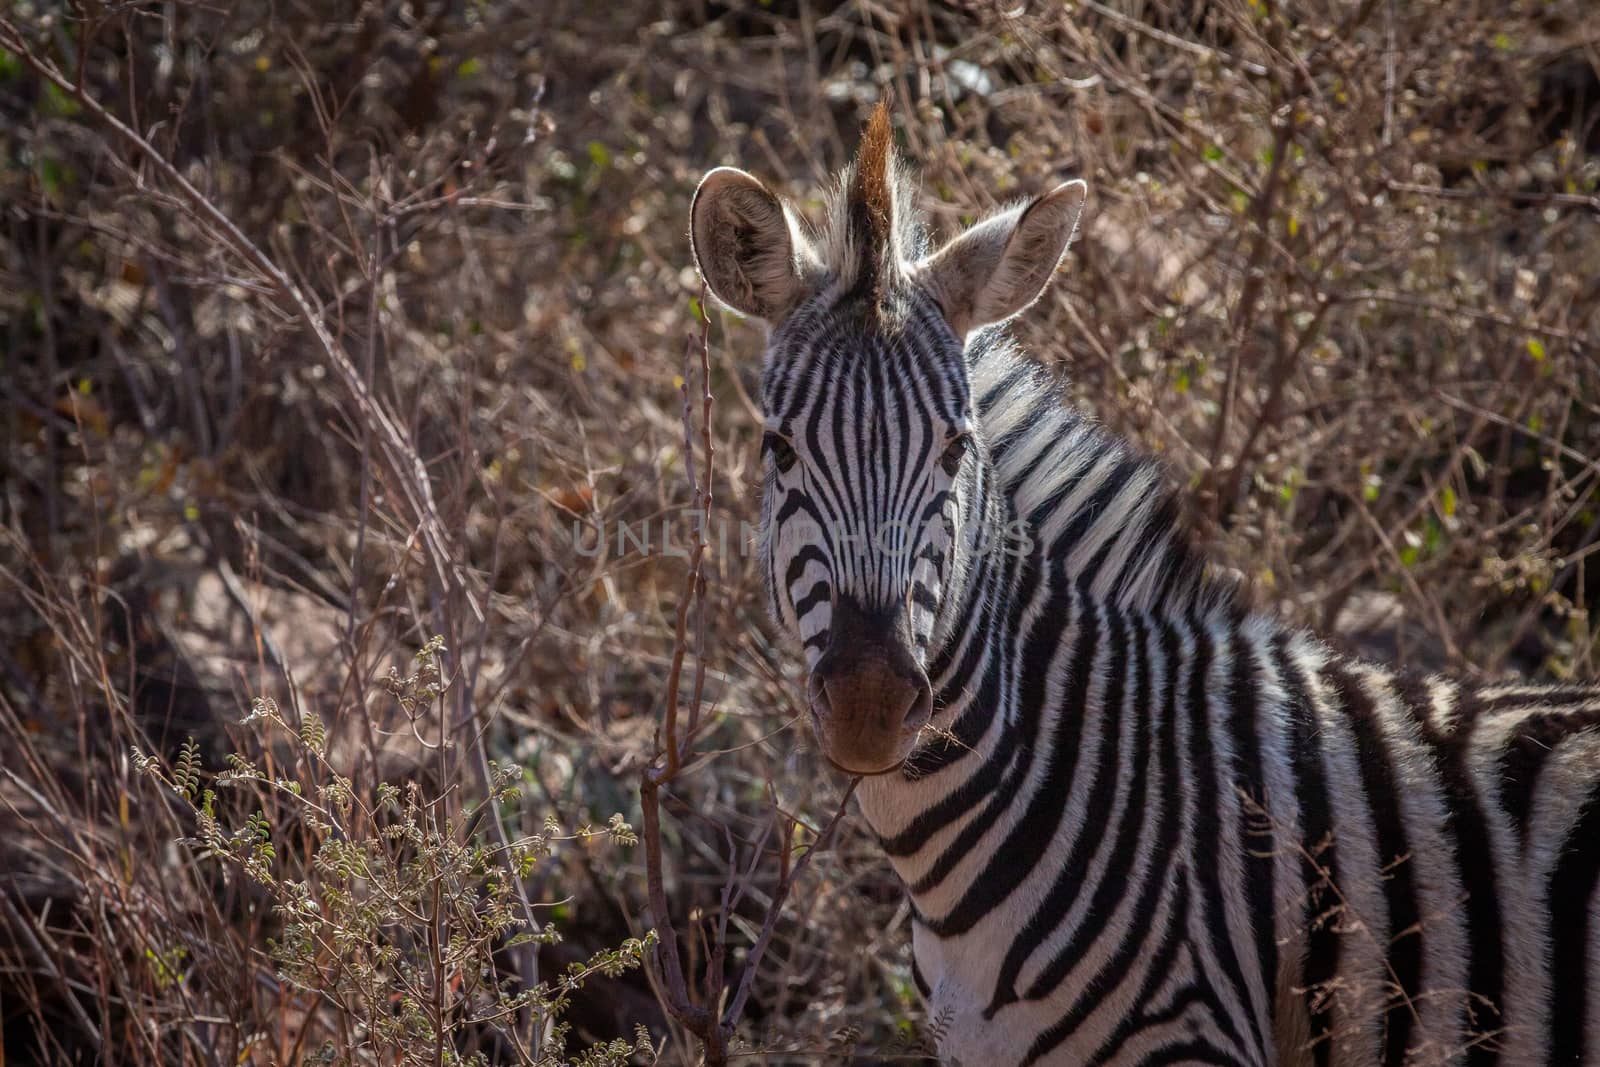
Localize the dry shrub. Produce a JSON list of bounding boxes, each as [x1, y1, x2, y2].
[[1, 1, 1595, 1064]]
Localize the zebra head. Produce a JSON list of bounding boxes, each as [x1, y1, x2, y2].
[[690, 105, 1086, 775]]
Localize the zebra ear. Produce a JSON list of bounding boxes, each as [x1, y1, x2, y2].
[[917, 180, 1087, 337], [691, 167, 811, 323]]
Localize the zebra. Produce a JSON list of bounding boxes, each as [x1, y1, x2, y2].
[[688, 103, 1600, 1067]]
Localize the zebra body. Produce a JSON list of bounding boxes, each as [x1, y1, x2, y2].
[[689, 105, 1600, 1065]]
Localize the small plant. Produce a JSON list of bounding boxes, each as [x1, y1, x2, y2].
[[134, 647, 655, 1067]]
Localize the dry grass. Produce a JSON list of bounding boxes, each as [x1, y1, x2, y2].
[[1, 1, 1596, 1063]]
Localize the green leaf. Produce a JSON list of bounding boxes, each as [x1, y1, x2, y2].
[[1399, 527, 1425, 567], [1423, 516, 1444, 556], [456, 57, 483, 77], [586, 140, 612, 170], [41, 82, 81, 118], [1526, 338, 1546, 362], [1440, 486, 1457, 517]]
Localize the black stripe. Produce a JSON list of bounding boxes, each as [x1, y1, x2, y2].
[[1109, 495, 1178, 604], [1126, 1039, 1243, 1067], [881, 656, 1010, 855], [1398, 673, 1505, 1065], [852, 346, 878, 598], [1326, 661, 1422, 1067], [909, 606, 1049, 883], [1499, 705, 1600, 848], [1548, 786, 1600, 1063], [793, 581, 831, 619], [1227, 632, 1276, 1033], [798, 338, 853, 544], [1449, 684, 1488, 739], [920, 491, 955, 525], [1277, 637, 1338, 1067], [907, 754, 1028, 891], [773, 487, 811, 527], [1027, 847, 1188, 1066], [976, 359, 1035, 417], [924, 519, 1004, 684], [1048, 454, 1139, 556], [1024, 440, 1112, 532], [784, 544, 829, 592], [907, 297, 964, 417], [1070, 513, 1133, 595], [761, 303, 816, 416], [1183, 617, 1262, 1057], [1483, 687, 1600, 712], [986, 405, 1057, 466]]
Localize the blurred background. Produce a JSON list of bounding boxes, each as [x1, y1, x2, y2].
[[1, 0, 1596, 1063]]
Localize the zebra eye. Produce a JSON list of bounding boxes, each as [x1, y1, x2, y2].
[[939, 435, 969, 476], [763, 432, 798, 472]]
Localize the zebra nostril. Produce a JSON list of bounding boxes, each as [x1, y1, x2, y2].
[[905, 685, 933, 730], [807, 676, 831, 724]]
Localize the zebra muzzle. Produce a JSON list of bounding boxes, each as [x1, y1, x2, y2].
[[807, 611, 932, 775]]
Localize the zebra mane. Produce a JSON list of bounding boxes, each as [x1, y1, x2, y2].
[[815, 102, 929, 300], [965, 328, 1239, 619]]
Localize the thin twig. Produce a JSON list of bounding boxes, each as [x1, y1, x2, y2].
[[640, 293, 728, 1062], [723, 779, 858, 1024]]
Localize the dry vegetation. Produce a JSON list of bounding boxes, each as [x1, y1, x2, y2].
[[1, 0, 1596, 1064]]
